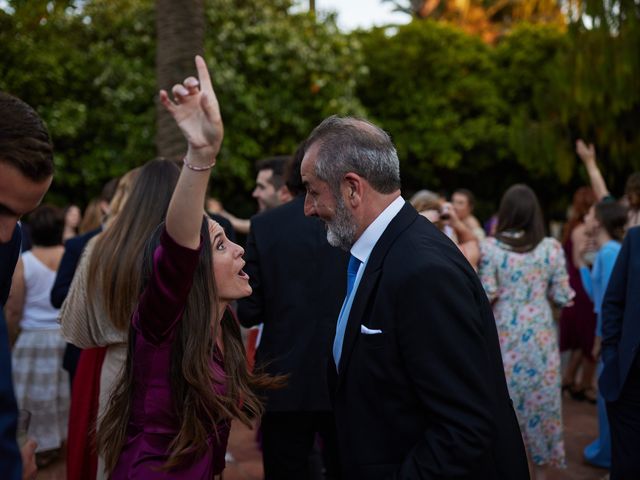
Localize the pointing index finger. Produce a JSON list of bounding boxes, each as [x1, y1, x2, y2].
[[195, 55, 213, 96]]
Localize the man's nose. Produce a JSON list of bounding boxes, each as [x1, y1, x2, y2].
[[303, 195, 316, 217]]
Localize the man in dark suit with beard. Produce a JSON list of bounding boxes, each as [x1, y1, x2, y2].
[[237, 145, 348, 480], [300, 115, 529, 479]]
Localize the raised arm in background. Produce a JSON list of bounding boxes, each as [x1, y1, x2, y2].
[[576, 139, 610, 201]]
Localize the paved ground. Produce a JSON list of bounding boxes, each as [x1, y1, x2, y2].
[[40, 394, 608, 480]]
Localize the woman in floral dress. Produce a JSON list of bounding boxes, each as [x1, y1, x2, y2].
[[479, 184, 574, 480]]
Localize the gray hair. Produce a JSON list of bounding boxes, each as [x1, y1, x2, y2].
[[305, 116, 401, 194]]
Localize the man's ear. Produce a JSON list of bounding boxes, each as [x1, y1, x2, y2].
[[343, 173, 363, 207], [277, 186, 293, 203]]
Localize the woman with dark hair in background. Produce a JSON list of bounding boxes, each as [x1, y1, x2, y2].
[[5, 205, 67, 468], [62, 205, 82, 241], [60, 159, 179, 480], [98, 56, 277, 479], [478, 184, 574, 480], [559, 186, 598, 402], [575, 200, 628, 470]]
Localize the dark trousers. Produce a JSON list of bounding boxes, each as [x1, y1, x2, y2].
[[607, 353, 640, 480], [261, 411, 340, 480]]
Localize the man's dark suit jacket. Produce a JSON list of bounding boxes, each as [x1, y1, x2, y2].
[[600, 226, 640, 402], [51, 227, 102, 309], [1, 225, 23, 480], [329, 202, 529, 480], [237, 196, 348, 411]]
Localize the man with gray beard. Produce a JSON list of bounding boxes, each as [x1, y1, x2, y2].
[[300, 116, 529, 480]]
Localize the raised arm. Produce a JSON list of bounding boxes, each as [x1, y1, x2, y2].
[[576, 139, 610, 201], [160, 56, 224, 248]]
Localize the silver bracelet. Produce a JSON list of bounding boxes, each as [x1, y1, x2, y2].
[[183, 156, 215, 171]]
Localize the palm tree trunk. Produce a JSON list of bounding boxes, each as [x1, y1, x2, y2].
[[155, 0, 205, 160]]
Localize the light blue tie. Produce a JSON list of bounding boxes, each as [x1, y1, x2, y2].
[[333, 254, 361, 369]]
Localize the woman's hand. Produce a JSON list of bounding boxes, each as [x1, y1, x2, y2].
[[159, 56, 223, 165], [576, 139, 596, 166]]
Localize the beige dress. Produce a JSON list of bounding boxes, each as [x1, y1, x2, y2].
[[58, 237, 127, 480]]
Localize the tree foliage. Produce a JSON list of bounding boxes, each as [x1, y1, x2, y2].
[[383, 0, 565, 42], [0, 0, 362, 212], [564, 0, 640, 192], [357, 20, 506, 194], [0, 0, 637, 216], [203, 0, 364, 206], [0, 0, 157, 205]]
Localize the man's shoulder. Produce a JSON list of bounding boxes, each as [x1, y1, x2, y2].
[[385, 218, 473, 276], [627, 225, 640, 243], [251, 197, 308, 230], [65, 226, 102, 250]]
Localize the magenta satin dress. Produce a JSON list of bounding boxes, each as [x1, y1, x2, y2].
[[559, 239, 597, 359], [110, 229, 230, 479]]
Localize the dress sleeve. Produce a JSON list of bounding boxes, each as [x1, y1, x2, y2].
[[547, 238, 575, 307], [134, 227, 202, 345], [478, 239, 499, 302]]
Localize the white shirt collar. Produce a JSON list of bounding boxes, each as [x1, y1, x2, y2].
[[351, 195, 404, 264]]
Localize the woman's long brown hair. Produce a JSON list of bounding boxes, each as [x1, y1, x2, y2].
[[86, 159, 180, 331], [98, 219, 281, 473]]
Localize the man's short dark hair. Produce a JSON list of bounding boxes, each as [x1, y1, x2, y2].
[[0, 92, 54, 181], [285, 141, 306, 197], [27, 204, 64, 247], [255, 156, 291, 190]]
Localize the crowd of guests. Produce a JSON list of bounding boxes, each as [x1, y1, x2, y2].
[[2, 58, 640, 480]]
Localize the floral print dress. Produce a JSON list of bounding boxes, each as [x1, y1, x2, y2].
[[479, 237, 574, 467]]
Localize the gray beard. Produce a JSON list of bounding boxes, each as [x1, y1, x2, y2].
[[326, 197, 357, 251]]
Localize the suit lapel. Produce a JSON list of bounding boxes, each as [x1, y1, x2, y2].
[[336, 202, 418, 389]]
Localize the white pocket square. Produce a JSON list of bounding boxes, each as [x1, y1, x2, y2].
[[360, 325, 383, 335]]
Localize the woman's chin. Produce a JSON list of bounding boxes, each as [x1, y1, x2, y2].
[[220, 286, 252, 303]]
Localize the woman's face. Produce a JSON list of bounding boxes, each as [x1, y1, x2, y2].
[[66, 205, 81, 228], [208, 219, 251, 303], [452, 193, 471, 220]]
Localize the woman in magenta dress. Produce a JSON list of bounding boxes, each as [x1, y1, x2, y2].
[[97, 56, 274, 478], [559, 186, 598, 402]]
